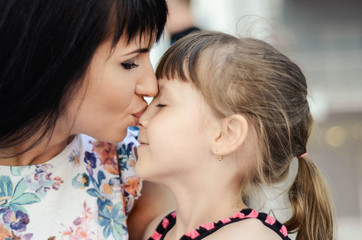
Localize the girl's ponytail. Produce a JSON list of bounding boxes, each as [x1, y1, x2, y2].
[[285, 155, 334, 240]]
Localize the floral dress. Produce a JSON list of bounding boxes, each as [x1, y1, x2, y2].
[[0, 127, 141, 240]]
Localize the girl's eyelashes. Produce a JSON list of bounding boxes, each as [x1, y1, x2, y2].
[[121, 60, 139, 70], [156, 103, 166, 108]]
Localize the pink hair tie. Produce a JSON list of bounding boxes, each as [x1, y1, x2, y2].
[[298, 152, 308, 158]]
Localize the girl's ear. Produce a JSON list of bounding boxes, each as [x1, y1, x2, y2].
[[211, 114, 248, 156]]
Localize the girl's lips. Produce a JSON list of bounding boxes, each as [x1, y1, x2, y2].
[[138, 140, 149, 145]]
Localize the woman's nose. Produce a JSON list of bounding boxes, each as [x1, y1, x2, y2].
[[135, 60, 158, 97]]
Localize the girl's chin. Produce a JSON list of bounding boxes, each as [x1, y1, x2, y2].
[[135, 164, 156, 181]]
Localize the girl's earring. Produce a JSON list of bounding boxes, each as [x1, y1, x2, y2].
[[214, 150, 223, 161]]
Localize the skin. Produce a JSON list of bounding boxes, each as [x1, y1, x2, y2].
[[137, 79, 245, 238], [136, 79, 219, 182], [66, 35, 157, 143], [137, 79, 281, 240], [0, 34, 157, 166]]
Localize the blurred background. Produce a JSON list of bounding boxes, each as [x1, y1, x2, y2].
[[150, 0, 362, 239]]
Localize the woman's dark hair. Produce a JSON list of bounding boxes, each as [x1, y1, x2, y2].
[[0, 0, 168, 154]]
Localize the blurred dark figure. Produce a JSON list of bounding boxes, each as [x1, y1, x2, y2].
[[166, 0, 200, 44]]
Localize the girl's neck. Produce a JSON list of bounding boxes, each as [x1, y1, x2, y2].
[[164, 172, 247, 240]]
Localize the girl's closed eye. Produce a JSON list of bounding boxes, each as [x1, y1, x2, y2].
[[121, 59, 139, 70], [156, 103, 167, 108]]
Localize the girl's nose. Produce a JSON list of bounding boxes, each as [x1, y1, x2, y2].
[[138, 98, 158, 129], [138, 105, 150, 128]]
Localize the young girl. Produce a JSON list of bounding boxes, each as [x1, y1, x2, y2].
[[136, 31, 334, 240]]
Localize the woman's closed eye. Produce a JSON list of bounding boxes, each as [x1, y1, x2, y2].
[[121, 60, 139, 70]]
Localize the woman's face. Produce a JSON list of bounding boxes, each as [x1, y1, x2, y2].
[[64, 35, 157, 143]]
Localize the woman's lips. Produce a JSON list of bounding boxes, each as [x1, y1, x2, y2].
[[131, 105, 147, 126], [132, 105, 147, 118], [132, 115, 139, 126]]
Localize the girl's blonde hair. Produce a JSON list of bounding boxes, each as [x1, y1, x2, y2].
[[156, 30, 334, 240]]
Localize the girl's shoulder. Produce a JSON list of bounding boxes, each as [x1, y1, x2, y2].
[[148, 209, 290, 240], [203, 209, 290, 240], [142, 210, 175, 240], [204, 216, 283, 240]]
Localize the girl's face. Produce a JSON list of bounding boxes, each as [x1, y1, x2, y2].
[[64, 35, 157, 143], [136, 78, 220, 182]]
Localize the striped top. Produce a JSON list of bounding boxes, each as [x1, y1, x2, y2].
[[148, 208, 291, 240]]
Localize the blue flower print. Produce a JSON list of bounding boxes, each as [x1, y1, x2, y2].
[[10, 166, 22, 176], [118, 142, 136, 171], [86, 171, 126, 239], [98, 202, 127, 239], [86, 171, 113, 212], [72, 173, 90, 189]]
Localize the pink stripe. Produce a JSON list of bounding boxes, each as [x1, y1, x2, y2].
[[220, 218, 231, 224], [265, 215, 276, 225], [232, 212, 245, 219], [171, 212, 177, 218], [246, 209, 259, 219], [162, 218, 170, 228], [200, 222, 215, 230], [280, 225, 288, 236], [185, 229, 200, 239], [150, 231, 162, 240]]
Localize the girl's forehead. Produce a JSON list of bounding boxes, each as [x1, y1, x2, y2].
[[158, 78, 181, 94], [157, 78, 198, 96], [157, 78, 172, 92]]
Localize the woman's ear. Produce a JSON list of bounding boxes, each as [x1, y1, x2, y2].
[[210, 114, 248, 156]]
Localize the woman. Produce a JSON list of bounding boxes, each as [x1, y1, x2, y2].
[[0, 0, 169, 239]]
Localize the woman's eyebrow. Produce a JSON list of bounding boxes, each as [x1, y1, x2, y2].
[[124, 48, 149, 56]]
